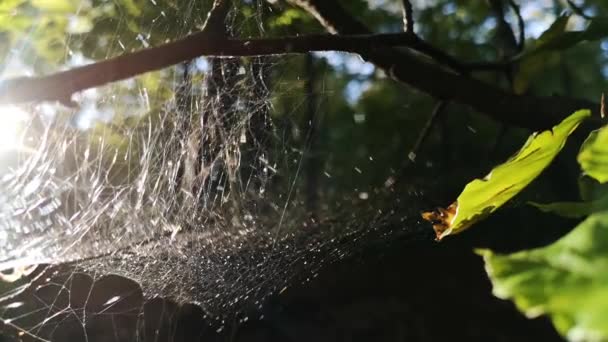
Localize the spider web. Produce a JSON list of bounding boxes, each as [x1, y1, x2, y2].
[[0, 1, 432, 340]]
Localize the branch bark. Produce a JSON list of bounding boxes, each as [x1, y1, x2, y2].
[[0, 32, 422, 105], [287, 0, 598, 130]]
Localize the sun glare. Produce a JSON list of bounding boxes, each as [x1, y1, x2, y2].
[[0, 105, 28, 152]]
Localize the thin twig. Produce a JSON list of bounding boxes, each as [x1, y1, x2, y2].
[[566, 0, 593, 19], [407, 101, 447, 164], [401, 0, 414, 33], [487, 0, 520, 87], [406, 37, 510, 74], [410, 37, 466, 72], [394, 100, 447, 187], [488, 0, 519, 59], [202, 0, 232, 36], [304, 53, 320, 217], [486, 0, 521, 157], [507, 0, 525, 51]]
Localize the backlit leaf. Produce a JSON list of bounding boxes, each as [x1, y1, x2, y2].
[[578, 174, 608, 202], [422, 110, 590, 240], [578, 126, 608, 183], [479, 211, 608, 341]]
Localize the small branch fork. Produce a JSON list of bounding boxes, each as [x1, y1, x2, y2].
[[288, 0, 598, 130], [399, 1, 506, 74], [566, 0, 593, 19]]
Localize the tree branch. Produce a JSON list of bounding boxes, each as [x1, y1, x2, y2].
[[488, 0, 519, 59], [0, 24, 506, 106], [287, 0, 598, 130], [566, 0, 593, 19], [0, 32, 421, 105], [202, 0, 232, 36], [401, 0, 414, 33], [0, 0, 599, 132], [507, 0, 525, 51]]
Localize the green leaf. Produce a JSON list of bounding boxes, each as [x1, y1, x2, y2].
[[579, 127, 608, 183], [530, 189, 608, 219], [478, 211, 608, 341], [422, 110, 590, 240]]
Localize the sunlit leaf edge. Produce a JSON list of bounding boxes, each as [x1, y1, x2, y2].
[[422, 109, 590, 240]]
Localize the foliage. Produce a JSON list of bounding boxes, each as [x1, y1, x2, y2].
[[421, 110, 589, 240], [478, 211, 608, 342], [475, 117, 608, 341], [523, 15, 608, 56], [514, 14, 608, 94], [417, 103, 608, 342], [579, 126, 608, 183], [4, 0, 608, 341], [528, 200, 601, 218]]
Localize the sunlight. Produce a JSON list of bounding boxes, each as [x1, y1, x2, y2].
[[0, 105, 28, 153]]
